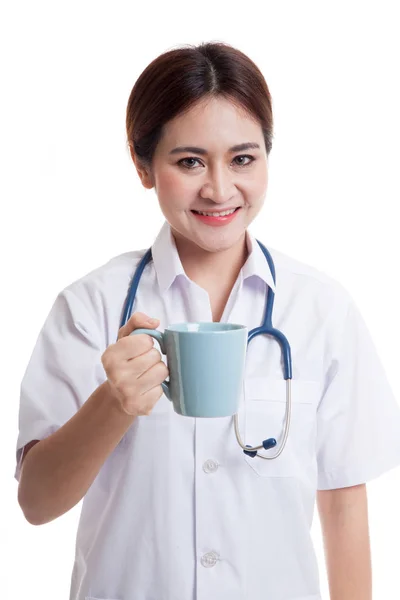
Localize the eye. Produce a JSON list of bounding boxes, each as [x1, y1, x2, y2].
[[177, 154, 256, 170], [233, 154, 255, 167], [178, 157, 202, 169]]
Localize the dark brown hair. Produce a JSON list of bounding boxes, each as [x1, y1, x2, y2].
[[126, 41, 274, 170]]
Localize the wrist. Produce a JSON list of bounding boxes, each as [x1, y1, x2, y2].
[[96, 380, 137, 420]]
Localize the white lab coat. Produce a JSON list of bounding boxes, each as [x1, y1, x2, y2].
[[15, 220, 400, 600]]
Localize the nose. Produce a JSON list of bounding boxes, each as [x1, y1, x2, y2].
[[199, 163, 236, 204]]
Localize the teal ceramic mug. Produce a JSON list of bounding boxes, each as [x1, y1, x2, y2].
[[130, 322, 248, 417]]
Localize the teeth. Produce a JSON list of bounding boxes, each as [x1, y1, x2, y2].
[[195, 208, 237, 217]]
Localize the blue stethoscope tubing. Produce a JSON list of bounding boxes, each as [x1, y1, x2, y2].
[[120, 239, 293, 460]]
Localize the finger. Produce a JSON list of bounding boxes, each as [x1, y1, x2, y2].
[[138, 385, 165, 416], [127, 347, 163, 376], [118, 312, 160, 339], [123, 384, 164, 417], [136, 359, 169, 389], [107, 333, 155, 363]]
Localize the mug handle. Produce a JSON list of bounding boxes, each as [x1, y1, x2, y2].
[[129, 329, 171, 400]]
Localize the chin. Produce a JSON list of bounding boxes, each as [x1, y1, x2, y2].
[[194, 231, 245, 253]]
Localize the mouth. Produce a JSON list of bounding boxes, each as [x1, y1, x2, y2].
[[191, 207, 241, 217], [190, 206, 242, 226]]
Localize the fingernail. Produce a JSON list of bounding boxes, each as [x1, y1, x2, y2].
[[146, 318, 158, 325]]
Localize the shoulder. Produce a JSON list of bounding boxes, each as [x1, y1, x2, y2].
[[267, 245, 352, 315], [268, 245, 337, 284], [48, 249, 149, 345], [64, 249, 147, 299]]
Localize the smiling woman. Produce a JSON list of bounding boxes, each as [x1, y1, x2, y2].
[[128, 87, 271, 316], [15, 40, 400, 600], [125, 42, 273, 268]]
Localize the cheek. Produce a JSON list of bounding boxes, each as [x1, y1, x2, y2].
[[248, 167, 268, 204], [244, 166, 267, 211], [243, 173, 268, 205], [156, 167, 191, 197], [252, 162, 268, 191]]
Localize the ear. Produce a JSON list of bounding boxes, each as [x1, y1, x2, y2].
[[129, 143, 154, 190]]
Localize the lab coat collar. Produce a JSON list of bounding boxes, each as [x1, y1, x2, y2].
[[243, 228, 276, 293], [151, 220, 276, 294]]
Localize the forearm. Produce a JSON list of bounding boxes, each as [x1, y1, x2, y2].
[[18, 380, 136, 526], [317, 484, 372, 600]]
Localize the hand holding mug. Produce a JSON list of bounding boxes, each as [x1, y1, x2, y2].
[[101, 312, 169, 416]]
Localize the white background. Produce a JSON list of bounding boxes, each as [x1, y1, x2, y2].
[[2, 1, 400, 598]]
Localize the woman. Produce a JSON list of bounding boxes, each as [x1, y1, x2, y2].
[[15, 41, 400, 600]]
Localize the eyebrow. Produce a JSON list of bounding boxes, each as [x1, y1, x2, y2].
[[169, 142, 261, 155]]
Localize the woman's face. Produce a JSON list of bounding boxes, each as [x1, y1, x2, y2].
[[132, 96, 269, 254]]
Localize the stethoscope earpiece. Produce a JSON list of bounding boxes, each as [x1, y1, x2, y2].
[[263, 438, 277, 450]]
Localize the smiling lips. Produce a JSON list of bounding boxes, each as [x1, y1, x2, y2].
[[191, 206, 241, 226], [193, 207, 237, 216]]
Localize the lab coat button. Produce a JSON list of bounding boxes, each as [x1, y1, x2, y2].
[[200, 551, 220, 567], [202, 459, 219, 473]]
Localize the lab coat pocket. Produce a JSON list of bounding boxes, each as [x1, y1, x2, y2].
[[243, 377, 320, 478]]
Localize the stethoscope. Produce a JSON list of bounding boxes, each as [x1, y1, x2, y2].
[[119, 239, 293, 460]]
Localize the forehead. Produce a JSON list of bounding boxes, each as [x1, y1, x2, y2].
[[158, 97, 263, 149]]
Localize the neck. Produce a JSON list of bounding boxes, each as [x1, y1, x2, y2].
[[172, 230, 249, 291]]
